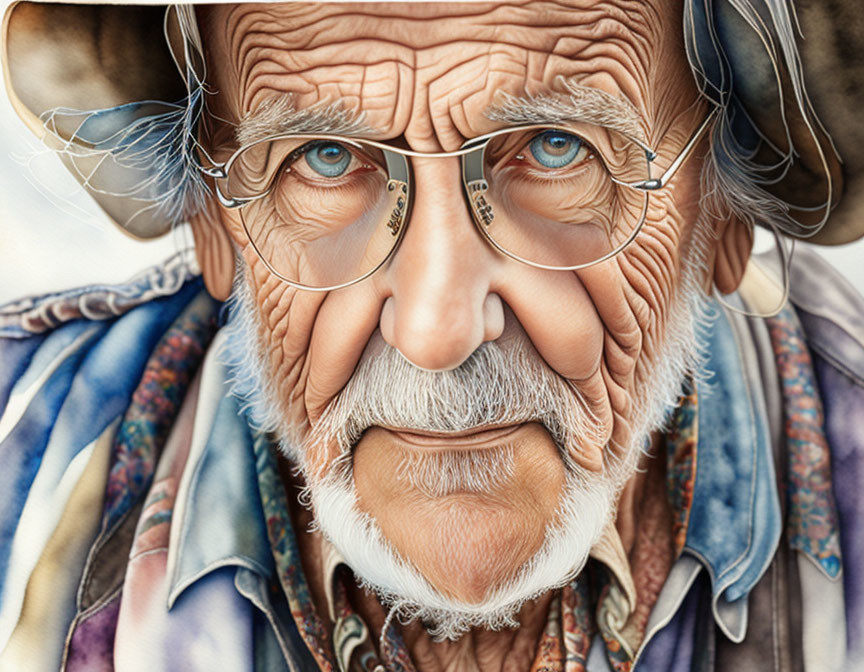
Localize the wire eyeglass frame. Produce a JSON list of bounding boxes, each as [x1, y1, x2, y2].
[[201, 108, 718, 291]]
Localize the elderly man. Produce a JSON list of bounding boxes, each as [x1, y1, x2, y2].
[[1, 1, 863, 670]]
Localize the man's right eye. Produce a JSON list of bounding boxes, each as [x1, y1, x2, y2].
[[303, 141, 352, 177], [282, 140, 383, 185]]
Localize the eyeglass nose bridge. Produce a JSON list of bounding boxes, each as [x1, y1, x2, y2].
[[376, 142, 497, 267]]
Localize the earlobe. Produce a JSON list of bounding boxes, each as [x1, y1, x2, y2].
[[713, 215, 753, 295], [188, 200, 236, 301]]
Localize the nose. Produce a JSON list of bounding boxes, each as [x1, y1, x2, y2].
[[378, 157, 505, 371]]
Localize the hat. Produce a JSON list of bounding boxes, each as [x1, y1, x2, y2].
[[2, 2, 204, 239], [2, 0, 863, 244]]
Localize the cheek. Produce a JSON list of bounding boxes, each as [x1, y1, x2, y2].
[[481, 183, 702, 457], [251, 266, 388, 447], [497, 262, 604, 381], [235, 177, 387, 427], [577, 182, 702, 436], [243, 250, 321, 431], [617, 176, 705, 345]]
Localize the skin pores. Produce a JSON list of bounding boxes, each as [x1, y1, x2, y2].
[[195, 0, 723, 606]]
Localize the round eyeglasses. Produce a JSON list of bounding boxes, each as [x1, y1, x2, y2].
[[204, 110, 716, 291]]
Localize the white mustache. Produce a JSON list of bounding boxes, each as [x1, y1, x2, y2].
[[304, 332, 604, 479]]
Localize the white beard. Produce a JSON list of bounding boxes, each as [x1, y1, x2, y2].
[[220, 222, 713, 640]]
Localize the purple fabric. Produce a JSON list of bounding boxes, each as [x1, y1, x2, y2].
[[65, 594, 122, 672], [812, 354, 864, 662], [116, 567, 256, 672], [635, 573, 712, 671]]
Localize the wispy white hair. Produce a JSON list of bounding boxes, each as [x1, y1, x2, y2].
[[37, 5, 211, 236], [684, 0, 835, 240]]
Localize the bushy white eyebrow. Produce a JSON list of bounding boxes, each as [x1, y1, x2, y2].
[[484, 79, 647, 144], [237, 80, 646, 149], [236, 97, 371, 146]]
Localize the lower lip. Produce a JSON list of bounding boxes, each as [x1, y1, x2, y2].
[[388, 424, 525, 449]]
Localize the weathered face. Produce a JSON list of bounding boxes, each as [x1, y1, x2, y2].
[[195, 0, 742, 626]]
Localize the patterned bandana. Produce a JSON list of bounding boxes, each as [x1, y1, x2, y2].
[[64, 290, 219, 671], [765, 305, 842, 578]]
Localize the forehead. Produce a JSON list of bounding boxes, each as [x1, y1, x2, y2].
[[200, 1, 684, 147]]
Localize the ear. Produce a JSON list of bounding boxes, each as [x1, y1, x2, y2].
[[712, 215, 753, 295], [188, 199, 236, 301]]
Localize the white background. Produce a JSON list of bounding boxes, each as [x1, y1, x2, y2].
[[0, 10, 862, 305]]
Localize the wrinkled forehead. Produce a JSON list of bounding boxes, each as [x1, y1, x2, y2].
[[199, 1, 685, 148]]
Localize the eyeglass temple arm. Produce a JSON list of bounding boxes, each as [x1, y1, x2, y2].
[[625, 107, 719, 191], [194, 163, 244, 208]]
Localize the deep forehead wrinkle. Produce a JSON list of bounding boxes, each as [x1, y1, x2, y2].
[[211, 3, 662, 87], [202, 1, 679, 149], [222, 1, 661, 52]]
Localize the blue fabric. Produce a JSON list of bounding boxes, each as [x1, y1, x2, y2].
[[685, 304, 782, 604], [0, 334, 46, 412], [4, 320, 101, 397], [0, 281, 202, 605], [0, 322, 107, 587]]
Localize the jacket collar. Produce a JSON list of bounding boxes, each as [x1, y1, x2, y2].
[[683, 300, 783, 641], [166, 331, 273, 608]]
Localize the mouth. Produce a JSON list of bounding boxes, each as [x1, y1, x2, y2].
[[339, 422, 537, 467], [374, 423, 535, 451]]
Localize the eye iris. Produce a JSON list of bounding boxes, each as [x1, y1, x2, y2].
[[529, 132, 583, 168], [306, 142, 351, 177]]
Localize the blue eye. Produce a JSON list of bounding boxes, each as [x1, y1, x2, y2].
[[528, 131, 584, 169], [304, 142, 352, 177]]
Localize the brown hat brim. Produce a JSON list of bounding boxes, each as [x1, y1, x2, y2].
[[2, 1, 192, 239]]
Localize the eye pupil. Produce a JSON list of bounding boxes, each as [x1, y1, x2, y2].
[[319, 144, 345, 163], [545, 135, 569, 152]]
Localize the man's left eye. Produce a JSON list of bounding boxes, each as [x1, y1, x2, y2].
[[528, 131, 587, 169]]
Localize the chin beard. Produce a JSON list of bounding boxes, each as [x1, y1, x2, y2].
[[219, 220, 713, 640]]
